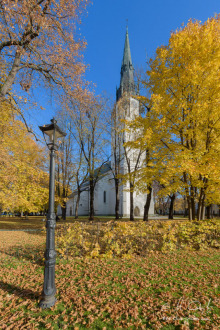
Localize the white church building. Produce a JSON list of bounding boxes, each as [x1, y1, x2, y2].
[[61, 29, 154, 218]]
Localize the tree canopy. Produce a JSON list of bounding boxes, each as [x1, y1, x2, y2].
[[126, 16, 220, 220], [0, 100, 49, 212], [0, 0, 90, 101]]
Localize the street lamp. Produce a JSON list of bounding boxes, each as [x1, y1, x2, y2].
[[39, 118, 66, 309]]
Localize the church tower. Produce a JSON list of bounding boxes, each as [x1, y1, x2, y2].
[[63, 28, 154, 219], [112, 28, 154, 217]]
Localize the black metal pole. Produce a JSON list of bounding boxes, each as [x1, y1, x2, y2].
[[39, 147, 57, 308]]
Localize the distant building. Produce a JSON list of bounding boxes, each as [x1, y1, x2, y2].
[[58, 28, 154, 217]]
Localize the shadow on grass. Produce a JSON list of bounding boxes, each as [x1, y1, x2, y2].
[[0, 280, 40, 300], [0, 246, 45, 266], [0, 216, 45, 230]]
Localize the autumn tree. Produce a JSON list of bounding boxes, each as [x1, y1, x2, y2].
[[55, 110, 88, 219], [145, 16, 220, 220], [123, 111, 159, 221], [0, 100, 48, 213], [0, 0, 89, 103], [153, 181, 177, 218], [72, 147, 88, 219], [111, 103, 124, 219], [55, 117, 75, 220], [68, 96, 110, 220], [123, 135, 143, 221]]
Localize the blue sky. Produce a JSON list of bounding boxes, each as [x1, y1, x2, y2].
[[80, 0, 220, 97], [31, 0, 220, 131]]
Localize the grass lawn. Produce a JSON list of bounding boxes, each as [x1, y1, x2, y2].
[[0, 216, 121, 230], [0, 229, 219, 329], [0, 215, 195, 230], [0, 216, 146, 230]]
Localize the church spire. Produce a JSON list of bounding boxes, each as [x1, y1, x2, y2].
[[116, 27, 135, 101], [122, 27, 132, 68]]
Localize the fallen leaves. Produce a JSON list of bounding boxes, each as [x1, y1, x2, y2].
[[0, 229, 219, 328]]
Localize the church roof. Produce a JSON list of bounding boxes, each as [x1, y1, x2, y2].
[[116, 27, 135, 101], [122, 27, 133, 67]]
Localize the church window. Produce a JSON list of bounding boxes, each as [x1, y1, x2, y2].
[[103, 191, 106, 203]]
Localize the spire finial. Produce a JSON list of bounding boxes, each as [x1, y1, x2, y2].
[[126, 19, 128, 33]]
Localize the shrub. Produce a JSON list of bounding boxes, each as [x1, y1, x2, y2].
[[56, 219, 220, 259]]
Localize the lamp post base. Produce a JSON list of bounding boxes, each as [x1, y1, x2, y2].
[[39, 295, 57, 309]]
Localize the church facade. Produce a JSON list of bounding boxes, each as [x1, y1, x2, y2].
[[61, 29, 154, 217]]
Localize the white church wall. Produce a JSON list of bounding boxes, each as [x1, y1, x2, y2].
[[134, 191, 154, 216], [62, 174, 154, 218], [129, 97, 139, 119], [65, 171, 116, 217], [120, 187, 154, 217], [119, 96, 154, 217], [94, 172, 115, 215], [65, 189, 90, 217]]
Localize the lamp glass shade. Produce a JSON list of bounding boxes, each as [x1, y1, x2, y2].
[[43, 127, 55, 144], [39, 118, 66, 149]]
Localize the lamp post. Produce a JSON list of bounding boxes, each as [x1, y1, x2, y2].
[[39, 118, 66, 309]]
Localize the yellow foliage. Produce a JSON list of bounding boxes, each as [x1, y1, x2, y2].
[[124, 16, 220, 218], [0, 101, 49, 212], [56, 219, 220, 259]]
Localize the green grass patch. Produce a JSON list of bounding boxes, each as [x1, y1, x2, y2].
[[0, 229, 219, 329]]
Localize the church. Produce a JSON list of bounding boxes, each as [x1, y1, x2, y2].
[[62, 29, 155, 217]]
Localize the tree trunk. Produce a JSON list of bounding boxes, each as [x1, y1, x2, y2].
[[201, 199, 205, 220], [183, 195, 188, 217], [168, 194, 175, 219], [189, 184, 196, 220], [89, 179, 94, 220], [197, 196, 202, 221], [188, 185, 196, 220], [190, 185, 196, 220], [197, 205, 201, 220], [183, 174, 193, 220], [130, 182, 134, 221], [143, 186, 152, 221], [191, 198, 196, 220], [206, 204, 213, 219], [187, 196, 192, 220], [115, 178, 120, 219], [197, 191, 205, 220], [61, 202, 66, 220]]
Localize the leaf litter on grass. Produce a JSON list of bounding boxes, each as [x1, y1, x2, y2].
[[0, 232, 219, 329]]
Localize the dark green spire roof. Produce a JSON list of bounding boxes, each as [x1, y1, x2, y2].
[[122, 27, 132, 67], [116, 27, 135, 101]]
